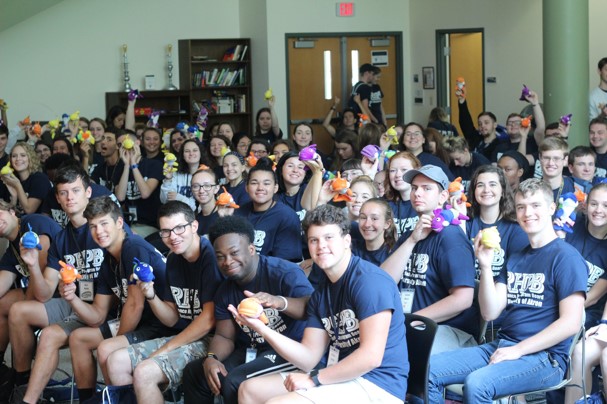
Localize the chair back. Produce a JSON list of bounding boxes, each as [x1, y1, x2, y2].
[[405, 313, 438, 403]]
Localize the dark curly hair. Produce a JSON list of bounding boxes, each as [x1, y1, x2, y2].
[[209, 215, 255, 246]]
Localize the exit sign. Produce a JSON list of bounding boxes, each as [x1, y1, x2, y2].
[[336, 2, 354, 17]]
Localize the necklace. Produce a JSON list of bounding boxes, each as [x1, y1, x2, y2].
[[105, 162, 118, 191]]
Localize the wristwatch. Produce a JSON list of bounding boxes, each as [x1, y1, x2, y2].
[[206, 352, 219, 361], [309, 369, 322, 386]]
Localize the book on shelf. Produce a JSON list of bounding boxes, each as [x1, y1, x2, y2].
[[193, 67, 246, 87], [240, 45, 248, 61], [222, 46, 235, 61], [232, 44, 243, 61]]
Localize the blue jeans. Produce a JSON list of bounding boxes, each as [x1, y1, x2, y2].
[[428, 339, 564, 403]]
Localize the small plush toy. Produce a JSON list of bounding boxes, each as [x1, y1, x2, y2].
[[131, 257, 155, 284], [480, 226, 501, 251], [246, 152, 258, 168], [69, 111, 80, 122], [122, 137, 134, 150], [20, 116, 31, 127], [216, 187, 240, 209], [163, 153, 178, 175], [220, 145, 231, 157], [386, 125, 400, 145], [48, 118, 60, 137], [73, 130, 95, 145], [455, 77, 466, 93], [519, 84, 530, 101], [32, 122, 42, 136], [128, 89, 143, 102], [299, 144, 319, 162], [188, 125, 202, 141], [196, 104, 209, 132], [175, 122, 189, 133], [448, 177, 471, 208], [553, 192, 578, 234], [61, 113, 69, 129], [361, 144, 381, 161], [430, 205, 469, 233], [358, 113, 370, 128], [58, 260, 82, 284], [147, 111, 160, 128], [521, 115, 533, 128], [20, 223, 42, 250], [574, 188, 586, 204], [237, 297, 269, 324], [0, 162, 13, 175], [0, 99, 8, 110], [560, 114, 573, 126], [322, 170, 336, 182], [264, 88, 273, 101], [331, 172, 353, 202]]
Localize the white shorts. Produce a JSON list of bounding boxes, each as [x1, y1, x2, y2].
[[281, 373, 402, 403]]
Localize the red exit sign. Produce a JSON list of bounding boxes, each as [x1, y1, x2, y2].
[[336, 2, 354, 17]]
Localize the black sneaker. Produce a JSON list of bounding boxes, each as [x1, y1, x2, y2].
[[0, 365, 15, 403]]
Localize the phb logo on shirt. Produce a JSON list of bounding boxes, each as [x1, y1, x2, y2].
[[322, 309, 360, 349], [63, 249, 104, 280], [402, 253, 429, 287], [240, 308, 286, 344], [506, 272, 546, 307], [171, 287, 200, 319], [587, 261, 605, 292], [253, 230, 266, 253]]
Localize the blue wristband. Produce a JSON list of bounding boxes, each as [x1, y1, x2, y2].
[[600, 320, 607, 325], [130, 164, 139, 170]]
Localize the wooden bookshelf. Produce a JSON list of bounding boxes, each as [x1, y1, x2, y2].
[[179, 38, 252, 136]]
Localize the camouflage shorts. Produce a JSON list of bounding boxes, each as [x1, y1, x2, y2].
[[127, 334, 211, 389]]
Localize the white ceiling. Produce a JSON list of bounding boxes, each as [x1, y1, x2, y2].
[[0, 0, 65, 32]]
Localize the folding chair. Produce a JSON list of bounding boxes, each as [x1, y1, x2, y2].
[[404, 313, 438, 404]]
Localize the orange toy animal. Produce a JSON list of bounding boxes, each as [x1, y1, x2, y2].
[[455, 77, 466, 97], [521, 115, 533, 128], [448, 177, 471, 208], [216, 186, 240, 209], [58, 260, 82, 284], [237, 298, 269, 324], [32, 122, 42, 136], [246, 152, 258, 168], [331, 172, 353, 202]]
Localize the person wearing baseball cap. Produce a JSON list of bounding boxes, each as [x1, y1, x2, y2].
[[381, 164, 478, 354]]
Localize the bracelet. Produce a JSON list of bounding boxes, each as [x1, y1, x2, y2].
[[130, 164, 139, 170], [600, 320, 607, 325], [146, 293, 155, 301], [277, 295, 288, 312], [310, 369, 322, 386], [206, 352, 218, 360]]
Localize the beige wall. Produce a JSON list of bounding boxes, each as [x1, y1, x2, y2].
[[0, 0, 240, 123]]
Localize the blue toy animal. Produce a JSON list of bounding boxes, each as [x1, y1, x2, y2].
[[20, 223, 42, 250], [431, 205, 469, 233], [131, 257, 155, 284]]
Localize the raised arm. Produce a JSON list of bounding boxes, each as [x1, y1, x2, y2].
[[301, 159, 324, 211], [268, 96, 282, 138], [322, 97, 340, 138]]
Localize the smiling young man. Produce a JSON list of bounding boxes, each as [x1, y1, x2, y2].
[[7, 166, 107, 403], [568, 146, 598, 195], [589, 57, 607, 120], [181, 215, 312, 404], [105, 201, 222, 404], [64, 196, 170, 402], [589, 117, 607, 178], [234, 204, 407, 404], [427, 178, 587, 403], [381, 164, 477, 354], [538, 137, 575, 204]]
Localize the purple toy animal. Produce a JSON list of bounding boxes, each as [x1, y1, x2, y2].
[[431, 205, 469, 232]]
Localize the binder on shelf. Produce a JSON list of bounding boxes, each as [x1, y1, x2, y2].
[[232, 45, 243, 61]]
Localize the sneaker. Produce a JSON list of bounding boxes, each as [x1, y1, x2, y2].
[[8, 385, 25, 404], [576, 391, 606, 404]]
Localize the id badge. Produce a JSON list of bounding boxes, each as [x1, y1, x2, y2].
[[128, 206, 138, 223], [245, 347, 257, 363], [79, 280, 94, 302], [400, 289, 415, 314], [327, 345, 339, 366], [107, 319, 120, 337]]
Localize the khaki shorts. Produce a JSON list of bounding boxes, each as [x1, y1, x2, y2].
[[127, 334, 211, 388]]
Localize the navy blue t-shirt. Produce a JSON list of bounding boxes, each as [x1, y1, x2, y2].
[[400, 225, 478, 335], [565, 217, 607, 322], [306, 255, 408, 399], [235, 201, 303, 262], [351, 239, 390, 267], [196, 210, 220, 239], [552, 176, 576, 205], [0, 172, 52, 215], [449, 153, 491, 191], [276, 184, 307, 223], [594, 152, 607, 178], [96, 234, 168, 325], [0, 214, 62, 287], [47, 221, 106, 299], [496, 238, 587, 370], [225, 181, 251, 207], [386, 199, 418, 240], [214, 255, 314, 349], [41, 183, 120, 227], [159, 236, 223, 330], [466, 218, 529, 278]]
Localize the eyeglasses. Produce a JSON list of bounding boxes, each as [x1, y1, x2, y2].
[[251, 149, 268, 156], [540, 156, 564, 163], [191, 183, 216, 192], [158, 221, 193, 238], [404, 131, 423, 138], [506, 121, 521, 127]]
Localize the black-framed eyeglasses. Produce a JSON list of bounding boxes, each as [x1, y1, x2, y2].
[[158, 221, 193, 238], [191, 183, 216, 192]]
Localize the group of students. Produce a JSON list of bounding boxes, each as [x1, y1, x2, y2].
[[0, 67, 607, 403]]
